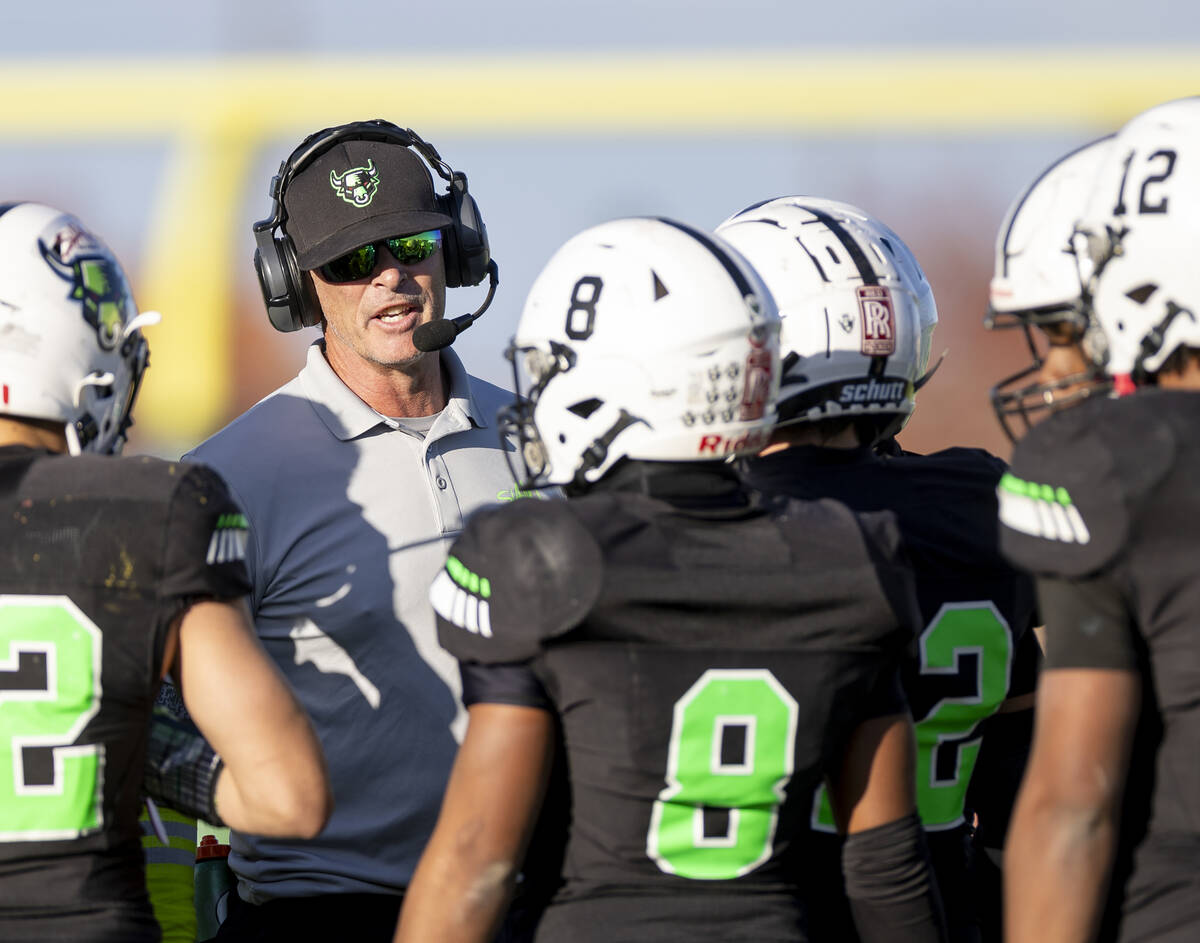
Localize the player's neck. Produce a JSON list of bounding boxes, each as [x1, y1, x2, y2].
[[0, 416, 69, 453], [1156, 357, 1200, 390], [760, 424, 863, 456]]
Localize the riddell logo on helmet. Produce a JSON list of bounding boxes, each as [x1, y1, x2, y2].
[[697, 427, 771, 456], [858, 286, 896, 356]]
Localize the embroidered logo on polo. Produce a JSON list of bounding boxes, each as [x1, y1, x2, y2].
[[206, 513, 249, 565], [997, 472, 1091, 544], [329, 159, 380, 207], [430, 555, 493, 637], [497, 486, 546, 503]]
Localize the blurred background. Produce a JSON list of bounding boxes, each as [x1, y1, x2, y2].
[[2, 0, 1198, 461]]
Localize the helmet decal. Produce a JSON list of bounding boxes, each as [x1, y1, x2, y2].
[[857, 286, 896, 356], [329, 158, 379, 207], [38, 223, 132, 351], [739, 328, 774, 422]]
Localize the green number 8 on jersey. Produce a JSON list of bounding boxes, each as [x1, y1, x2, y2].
[[646, 669, 799, 880]]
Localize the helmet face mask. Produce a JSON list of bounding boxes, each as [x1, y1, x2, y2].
[[498, 339, 576, 487], [503, 217, 780, 491], [0, 202, 154, 454], [715, 196, 935, 445], [988, 317, 1108, 441]]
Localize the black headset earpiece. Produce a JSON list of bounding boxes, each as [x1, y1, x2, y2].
[[252, 120, 492, 332], [253, 212, 319, 333], [437, 171, 491, 290]]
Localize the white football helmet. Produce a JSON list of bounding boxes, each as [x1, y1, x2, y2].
[[500, 217, 780, 490], [985, 137, 1114, 436], [715, 196, 936, 442], [1074, 96, 1200, 381], [0, 202, 157, 454]]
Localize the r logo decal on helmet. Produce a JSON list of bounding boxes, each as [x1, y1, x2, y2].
[[38, 224, 132, 351], [857, 286, 896, 356], [329, 159, 380, 207], [740, 329, 774, 422]]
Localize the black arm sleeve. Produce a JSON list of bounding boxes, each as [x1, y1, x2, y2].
[[459, 661, 553, 711], [842, 812, 948, 943], [1036, 574, 1139, 671]]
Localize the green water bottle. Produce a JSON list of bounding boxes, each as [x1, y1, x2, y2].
[[194, 833, 235, 941]]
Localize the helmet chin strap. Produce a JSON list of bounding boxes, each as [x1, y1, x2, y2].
[[1135, 300, 1195, 379], [572, 410, 642, 490], [64, 421, 83, 457], [68, 371, 115, 455]]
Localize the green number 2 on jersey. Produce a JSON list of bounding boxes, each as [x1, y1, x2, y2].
[[811, 602, 1013, 832], [0, 596, 104, 841], [646, 669, 798, 880]]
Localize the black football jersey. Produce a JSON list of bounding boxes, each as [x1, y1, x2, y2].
[[0, 446, 250, 943], [1000, 390, 1200, 943], [433, 471, 921, 942], [744, 445, 1039, 943]]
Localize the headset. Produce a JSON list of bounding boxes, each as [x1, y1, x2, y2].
[[252, 119, 492, 334]]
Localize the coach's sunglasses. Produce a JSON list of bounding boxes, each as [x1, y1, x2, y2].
[[317, 230, 443, 283]]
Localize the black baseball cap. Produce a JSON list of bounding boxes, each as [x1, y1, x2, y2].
[[283, 138, 452, 271]]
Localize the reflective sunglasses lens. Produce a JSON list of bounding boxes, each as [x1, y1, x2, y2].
[[385, 230, 442, 265], [320, 243, 377, 282]]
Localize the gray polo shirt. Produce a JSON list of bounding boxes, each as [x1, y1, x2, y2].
[[185, 340, 525, 901]]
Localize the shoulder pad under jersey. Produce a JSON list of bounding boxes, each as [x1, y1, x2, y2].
[[432, 499, 604, 664], [999, 396, 1175, 578]]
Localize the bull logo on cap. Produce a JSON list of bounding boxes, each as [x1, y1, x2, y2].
[[329, 159, 380, 208]]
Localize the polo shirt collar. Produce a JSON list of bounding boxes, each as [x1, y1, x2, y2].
[[297, 339, 490, 442]]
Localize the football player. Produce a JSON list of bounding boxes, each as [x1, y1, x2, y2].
[[985, 135, 1115, 441], [394, 217, 947, 943], [1001, 97, 1200, 943], [0, 202, 331, 943], [717, 197, 1040, 943]]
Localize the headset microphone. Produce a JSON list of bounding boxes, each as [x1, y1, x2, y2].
[[413, 260, 499, 352]]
